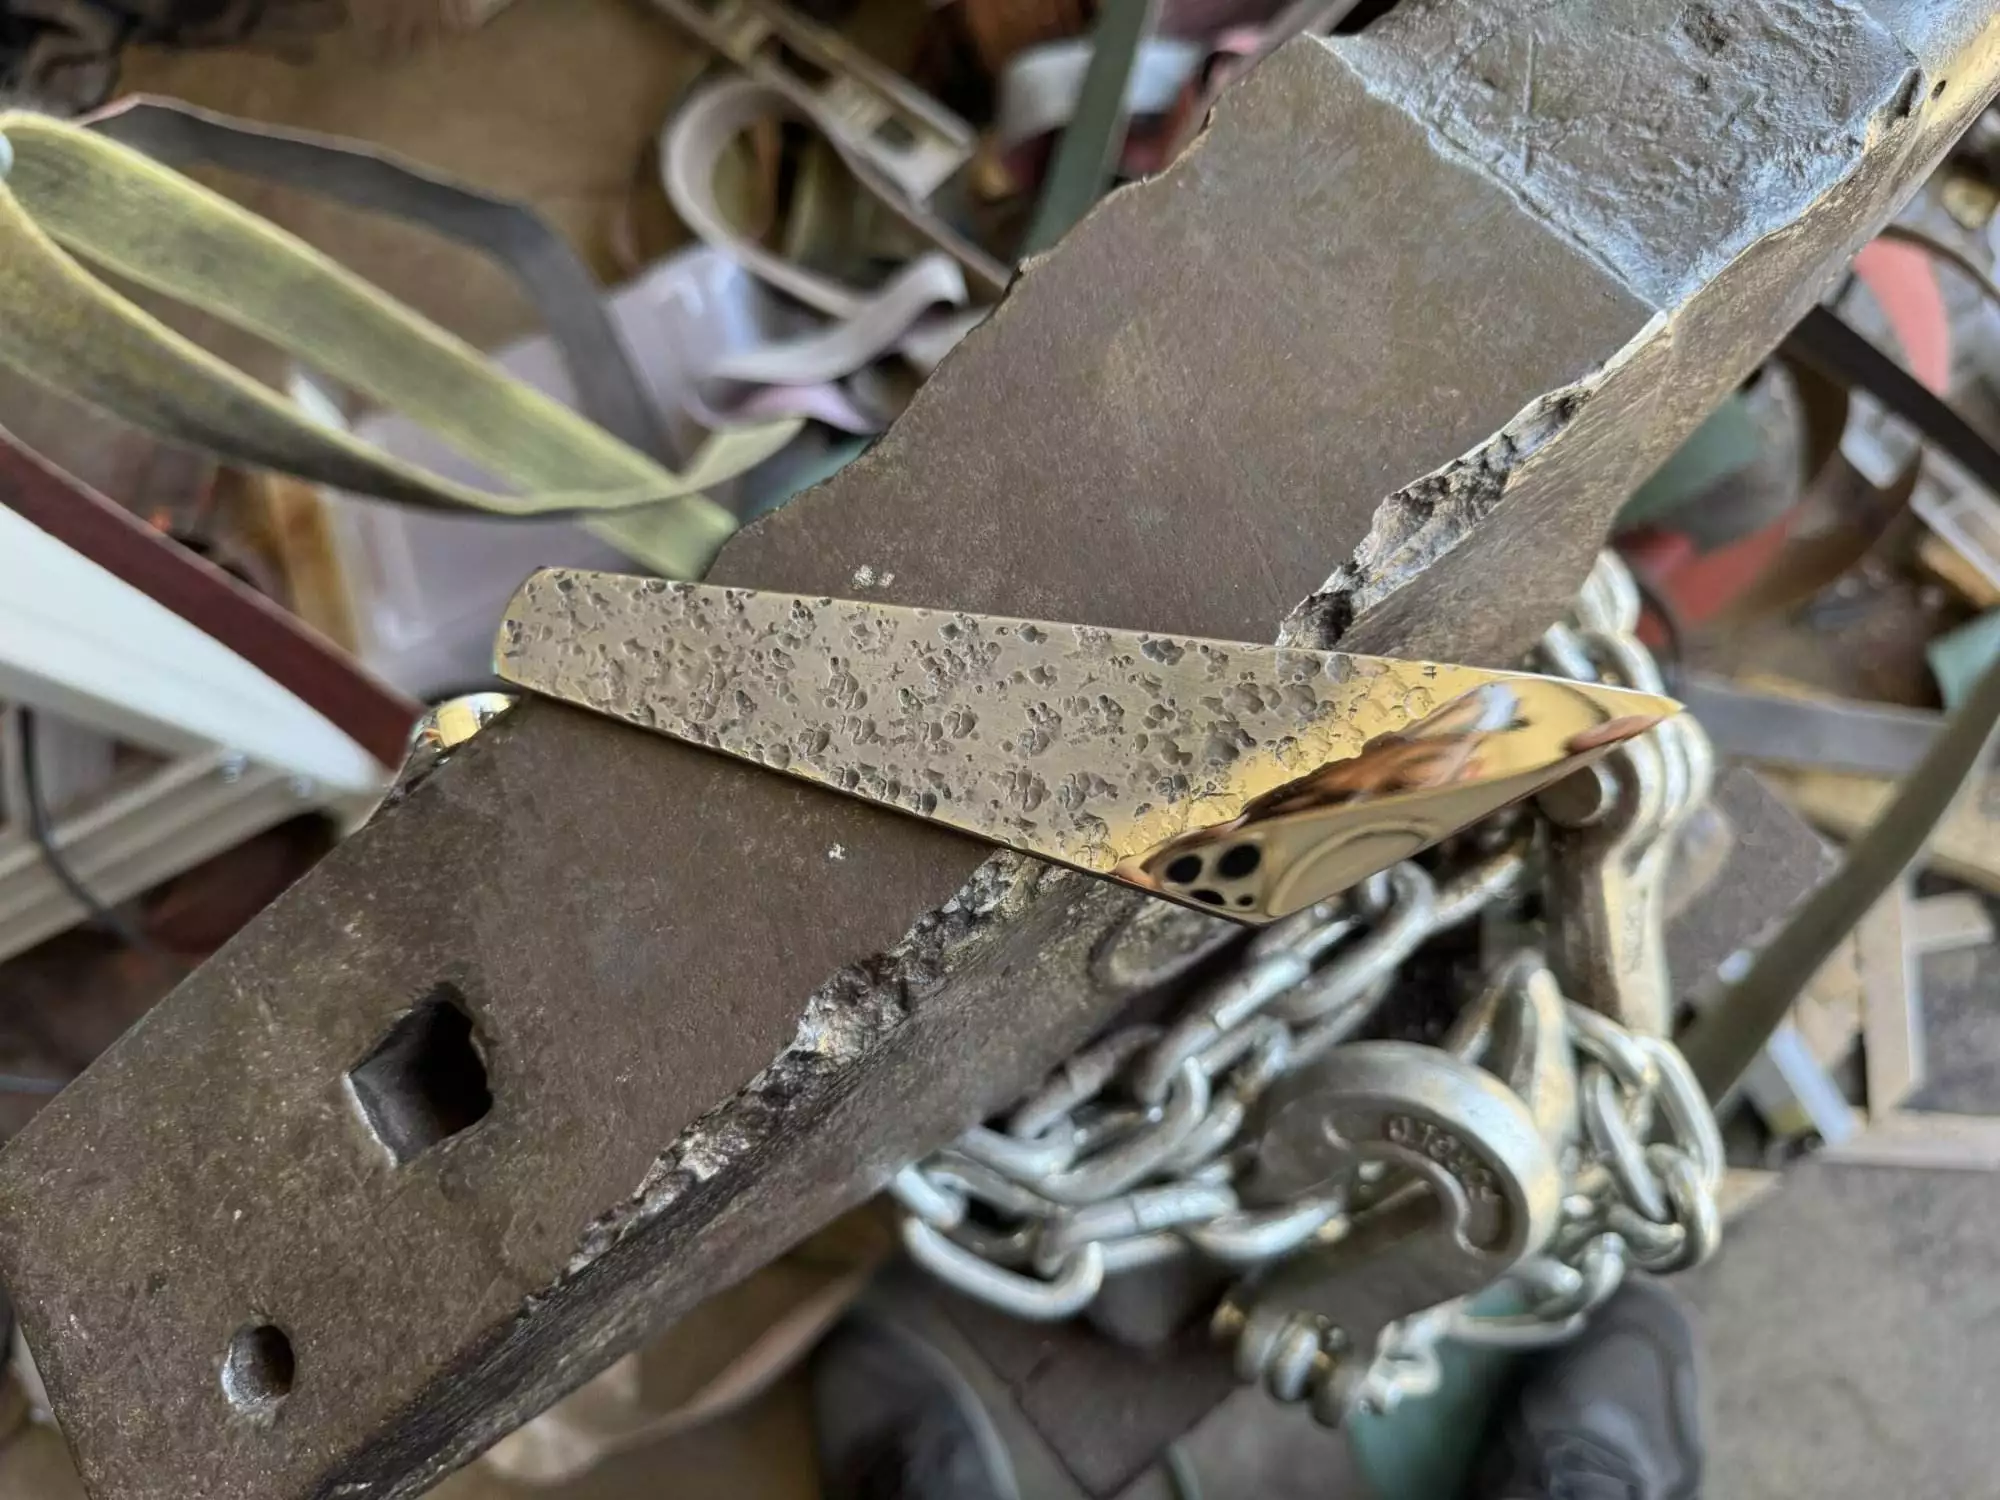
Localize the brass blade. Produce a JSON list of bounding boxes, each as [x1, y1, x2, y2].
[[496, 571, 1678, 922]]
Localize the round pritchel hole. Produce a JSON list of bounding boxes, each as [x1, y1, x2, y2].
[[1191, 888, 1226, 906], [1165, 854, 1205, 886], [1235, 895, 1257, 909], [221, 1323, 295, 1416], [1217, 843, 1261, 879]]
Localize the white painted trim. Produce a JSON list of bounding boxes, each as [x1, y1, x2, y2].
[[0, 506, 382, 790]]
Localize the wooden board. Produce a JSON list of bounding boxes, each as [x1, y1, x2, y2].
[[1773, 767, 2000, 896], [1857, 882, 1924, 1114]]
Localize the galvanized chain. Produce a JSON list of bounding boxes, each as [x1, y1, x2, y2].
[[891, 552, 1724, 1423], [891, 842, 1531, 1319], [1212, 957, 1725, 1425], [1434, 550, 1723, 1351], [1442, 984, 1725, 1345]]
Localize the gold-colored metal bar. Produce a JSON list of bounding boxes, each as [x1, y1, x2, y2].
[[496, 571, 1676, 921]]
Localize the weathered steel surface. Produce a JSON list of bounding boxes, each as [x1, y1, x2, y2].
[[496, 572, 1670, 919], [0, 4, 1994, 1498]]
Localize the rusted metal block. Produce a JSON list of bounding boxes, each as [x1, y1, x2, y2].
[[1, 3, 1996, 1497]]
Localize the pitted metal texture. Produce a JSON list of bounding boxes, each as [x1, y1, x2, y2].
[[497, 572, 1670, 919]]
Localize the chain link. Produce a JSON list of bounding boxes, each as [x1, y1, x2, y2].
[[893, 553, 1725, 1423], [892, 846, 1524, 1317], [1440, 988, 1723, 1355]]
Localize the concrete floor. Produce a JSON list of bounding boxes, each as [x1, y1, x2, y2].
[[1685, 1158, 2000, 1500], [1678, 938, 2000, 1500]]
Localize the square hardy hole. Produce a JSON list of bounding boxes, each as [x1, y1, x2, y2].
[[345, 986, 492, 1165]]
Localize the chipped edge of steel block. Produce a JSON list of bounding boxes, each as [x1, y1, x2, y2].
[[1280, 381, 1597, 649], [557, 850, 1056, 1276], [530, 0, 1943, 1393]]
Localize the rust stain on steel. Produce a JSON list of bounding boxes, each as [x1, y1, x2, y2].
[[497, 571, 1673, 919]]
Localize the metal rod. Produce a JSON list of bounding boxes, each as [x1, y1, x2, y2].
[[1020, 0, 1160, 256], [1677, 674, 1942, 777], [1786, 306, 2000, 497], [1681, 644, 2000, 1099]]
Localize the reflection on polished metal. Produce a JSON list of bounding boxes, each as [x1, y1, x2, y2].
[[496, 571, 1677, 922], [390, 692, 519, 800]]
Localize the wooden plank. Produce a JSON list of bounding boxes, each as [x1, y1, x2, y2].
[[246, 472, 361, 656], [1773, 768, 2000, 896], [1825, 1110, 2000, 1171], [1795, 928, 1864, 1069], [1856, 882, 1924, 1114], [1909, 891, 1995, 955], [1919, 528, 2000, 609]]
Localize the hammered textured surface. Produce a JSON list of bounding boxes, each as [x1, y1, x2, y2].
[[498, 574, 1468, 865], [498, 573, 1666, 914]]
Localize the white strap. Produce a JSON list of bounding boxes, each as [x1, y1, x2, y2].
[[996, 36, 1203, 150], [662, 76, 990, 385]]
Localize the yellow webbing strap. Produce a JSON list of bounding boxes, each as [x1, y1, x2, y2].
[[0, 111, 800, 577]]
